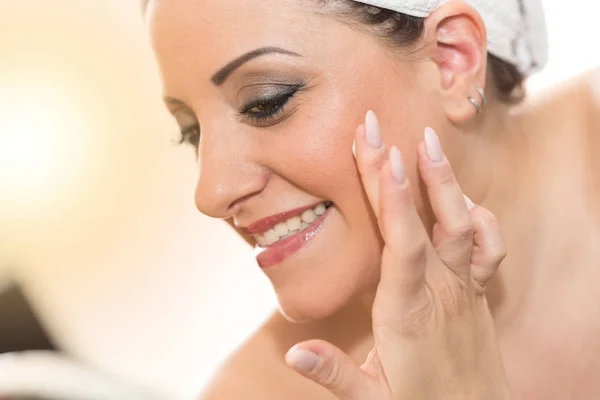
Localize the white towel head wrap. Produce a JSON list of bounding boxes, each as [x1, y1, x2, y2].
[[352, 0, 548, 76]]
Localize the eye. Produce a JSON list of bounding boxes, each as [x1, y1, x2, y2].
[[173, 109, 200, 147], [179, 124, 200, 147], [237, 84, 301, 126]]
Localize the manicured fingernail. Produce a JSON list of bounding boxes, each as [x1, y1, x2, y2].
[[286, 347, 319, 373], [424, 127, 444, 163], [389, 146, 405, 183], [464, 195, 475, 210], [365, 110, 383, 149], [352, 139, 356, 158]]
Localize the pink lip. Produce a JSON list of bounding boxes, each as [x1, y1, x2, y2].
[[238, 201, 325, 236], [255, 206, 333, 269]]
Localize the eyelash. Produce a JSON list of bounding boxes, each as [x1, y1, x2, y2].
[[179, 125, 200, 148], [236, 85, 301, 126], [178, 85, 301, 147]]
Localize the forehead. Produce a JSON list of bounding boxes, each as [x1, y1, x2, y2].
[[147, 0, 332, 88], [148, 0, 306, 36]]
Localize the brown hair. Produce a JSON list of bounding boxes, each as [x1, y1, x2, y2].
[[320, 1, 526, 103]]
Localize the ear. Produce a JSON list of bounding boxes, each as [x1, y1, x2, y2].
[[425, 1, 488, 124]]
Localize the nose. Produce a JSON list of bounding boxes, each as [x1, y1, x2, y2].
[[194, 132, 267, 219]]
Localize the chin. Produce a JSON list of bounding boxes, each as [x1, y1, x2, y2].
[[276, 290, 353, 323], [258, 205, 383, 323], [272, 254, 382, 323]]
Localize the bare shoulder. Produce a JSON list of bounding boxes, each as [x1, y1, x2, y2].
[[198, 312, 336, 400], [577, 68, 600, 219], [523, 67, 600, 162], [529, 67, 600, 217], [565, 68, 600, 191], [561, 66, 600, 122], [576, 67, 600, 128], [529, 67, 600, 121]]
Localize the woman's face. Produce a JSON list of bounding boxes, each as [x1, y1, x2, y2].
[[148, 0, 443, 322]]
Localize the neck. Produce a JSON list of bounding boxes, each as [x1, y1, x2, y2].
[[451, 102, 542, 324]]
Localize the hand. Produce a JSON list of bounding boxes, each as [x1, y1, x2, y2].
[[285, 111, 511, 399]]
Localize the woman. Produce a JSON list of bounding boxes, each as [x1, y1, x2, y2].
[[145, 0, 600, 398]]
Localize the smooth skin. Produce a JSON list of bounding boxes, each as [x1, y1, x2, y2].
[[146, 0, 600, 398], [284, 120, 511, 399]]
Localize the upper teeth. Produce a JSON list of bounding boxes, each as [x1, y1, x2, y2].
[[254, 202, 329, 247]]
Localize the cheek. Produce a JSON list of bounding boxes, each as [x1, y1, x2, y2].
[[259, 64, 436, 320], [275, 77, 427, 209], [263, 88, 364, 201]]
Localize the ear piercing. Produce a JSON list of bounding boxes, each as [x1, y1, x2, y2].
[[468, 86, 486, 114]]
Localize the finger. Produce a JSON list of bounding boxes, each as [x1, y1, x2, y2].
[[417, 127, 473, 281], [467, 200, 507, 290], [377, 146, 431, 306], [353, 110, 387, 218], [285, 340, 376, 400]]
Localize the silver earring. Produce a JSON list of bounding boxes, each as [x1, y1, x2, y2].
[[468, 96, 482, 113], [467, 86, 486, 114], [476, 86, 487, 105]]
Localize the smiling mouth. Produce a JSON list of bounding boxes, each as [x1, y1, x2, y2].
[[252, 201, 334, 247]]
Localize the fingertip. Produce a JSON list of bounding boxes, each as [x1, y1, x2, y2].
[[464, 194, 476, 210], [355, 123, 365, 136], [353, 124, 365, 158], [424, 126, 444, 163], [287, 341, 371, 398], [365, 111, 383, 149], [285, 345, 320, 374], [389, 146, 406, 184], [416, 140, 431, 168], [378, 155, 410, 203]]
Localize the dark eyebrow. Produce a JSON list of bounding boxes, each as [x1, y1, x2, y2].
[[211, 46, 301, 86]]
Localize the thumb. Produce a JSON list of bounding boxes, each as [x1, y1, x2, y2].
[[285, 340, 374, 400]]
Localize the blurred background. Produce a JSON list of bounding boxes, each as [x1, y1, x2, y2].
[[0, 0, 598, 398]]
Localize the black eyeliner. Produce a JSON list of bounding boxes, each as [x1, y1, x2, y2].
[[237, 84, 301, 115]]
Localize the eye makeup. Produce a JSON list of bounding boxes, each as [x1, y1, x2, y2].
[[237, 82, 304, 126]]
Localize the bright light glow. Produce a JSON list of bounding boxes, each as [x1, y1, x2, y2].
[[0, 108, 61, 194], [0, 80, 88, 218]]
